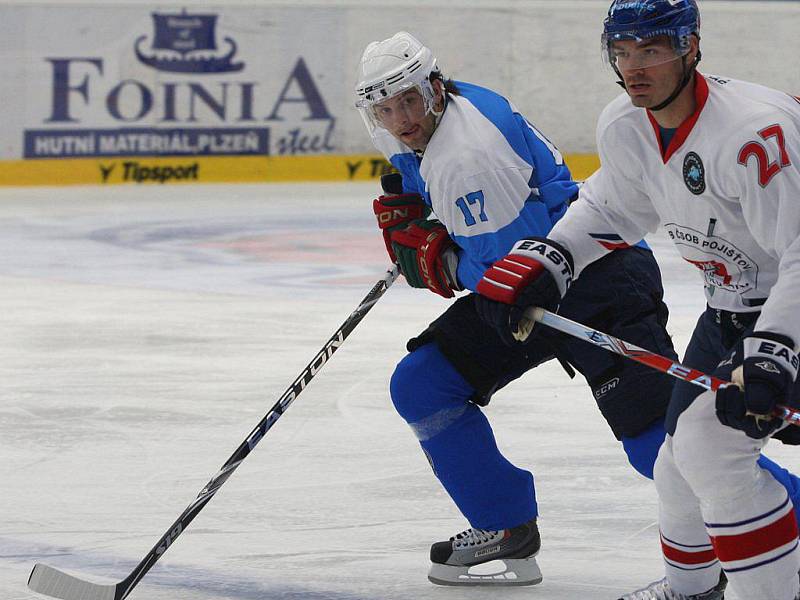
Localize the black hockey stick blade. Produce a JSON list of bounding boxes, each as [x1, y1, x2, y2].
[[28, 265, 400, 600]]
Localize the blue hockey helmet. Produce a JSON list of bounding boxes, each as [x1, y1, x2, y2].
[[602, 0, 700, 70], [602, 0, 701, 111]]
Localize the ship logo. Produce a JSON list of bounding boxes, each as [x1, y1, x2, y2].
[[135, 10, 244, 74]]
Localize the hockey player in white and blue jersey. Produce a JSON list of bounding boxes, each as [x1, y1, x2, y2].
[[355, 31, 800, 589]]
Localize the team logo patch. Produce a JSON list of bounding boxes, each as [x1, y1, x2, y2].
[[683, 152, 706, 195], [666, 223, 759, 295]]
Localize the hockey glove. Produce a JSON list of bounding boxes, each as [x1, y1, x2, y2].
[[389, 219, 460, 299], [716, 332, 799, 439], [373, 173, 430, 263], [475, 238, 573, 346]]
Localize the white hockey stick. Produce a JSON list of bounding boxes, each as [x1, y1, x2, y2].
[[27, 265, 400, 600], [518, 306, 800, 426]]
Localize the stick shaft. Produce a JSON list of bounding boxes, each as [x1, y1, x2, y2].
[[528, 307, 800, 426], [29, 266, 400, 600]]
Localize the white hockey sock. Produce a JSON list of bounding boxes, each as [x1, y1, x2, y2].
[[655, 436, 723, 596], [702, 483, 799, 600]]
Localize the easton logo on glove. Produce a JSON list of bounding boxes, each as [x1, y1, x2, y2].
[[374, 196, 429, 229], [417, 230, 444, 290], [474, 237, 574, 346], [390, 219, 459, 299], [716, 332, 799, 439], [373, 194, 430, 262], [515, 240, 573, 286], [752, 338, 800, 372], [477, 238, 573, 306]]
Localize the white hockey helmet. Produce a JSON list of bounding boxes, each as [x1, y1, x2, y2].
[[354, 31, 442, 134]]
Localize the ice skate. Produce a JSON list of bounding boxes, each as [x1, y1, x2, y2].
[[617, 571, 726, 600], [427, 517, 542, 586]]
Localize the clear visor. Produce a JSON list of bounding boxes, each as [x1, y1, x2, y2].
[[602, 33, 690, 72], [356, 79, 437, 135]]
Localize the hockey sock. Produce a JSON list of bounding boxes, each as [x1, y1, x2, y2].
[[622, 418, 800, 526], [757, 454, 800, 524], [391, 343, 537, 530], [622, 417, 666, 479]]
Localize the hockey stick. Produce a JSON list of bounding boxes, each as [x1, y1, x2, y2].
[[28, 265, 401, 600], [517, 306, 800, 426]]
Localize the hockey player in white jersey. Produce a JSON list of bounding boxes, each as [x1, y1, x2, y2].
[[355, 28, 800, 590], [475, 1, 800, 599]]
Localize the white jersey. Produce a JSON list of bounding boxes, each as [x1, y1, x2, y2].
[[550, 74, 800, 347]]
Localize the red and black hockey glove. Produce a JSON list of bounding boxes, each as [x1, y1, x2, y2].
[[373, 173, 430, 263], [475, 237, 573, 346], [716, 332, 799, 439], [389, 219, 460, 299]]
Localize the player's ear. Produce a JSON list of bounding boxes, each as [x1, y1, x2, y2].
[[432, 78, 446, 109], [687, 34, 700, 61]]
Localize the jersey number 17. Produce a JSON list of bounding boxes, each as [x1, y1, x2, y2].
[[455, 190, 488, 226]]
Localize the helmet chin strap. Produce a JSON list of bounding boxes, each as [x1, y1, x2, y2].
[[414, 91, 448, 156], [649, 50, 701, 111], [614, 50, 701, 112]]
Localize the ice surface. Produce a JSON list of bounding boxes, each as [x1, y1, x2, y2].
[[0, 183, 796, 600]]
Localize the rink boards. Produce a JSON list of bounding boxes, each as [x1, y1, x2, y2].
[[0, 153, 601, 187]]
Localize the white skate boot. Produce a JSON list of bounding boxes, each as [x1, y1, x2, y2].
[[427, 517, 542, 586], [618, 572, 726, 600]]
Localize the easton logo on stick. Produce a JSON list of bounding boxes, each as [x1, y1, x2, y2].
[[156, 525, 183, 555]]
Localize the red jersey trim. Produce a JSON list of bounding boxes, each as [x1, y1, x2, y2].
[[598, 241, 631, 251], [647, 73, 710, 164]]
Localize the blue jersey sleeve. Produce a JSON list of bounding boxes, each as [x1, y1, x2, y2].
[[513, 112, 575, 222]]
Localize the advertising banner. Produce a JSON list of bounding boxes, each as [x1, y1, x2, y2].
[[13, 1, 795, 186], [0, 4, 406, 185]]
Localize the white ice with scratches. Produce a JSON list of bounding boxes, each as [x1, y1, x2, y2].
[[0, 183, 796, 600]]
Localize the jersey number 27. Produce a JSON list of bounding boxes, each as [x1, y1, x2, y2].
[[737, 124, 791, 187]]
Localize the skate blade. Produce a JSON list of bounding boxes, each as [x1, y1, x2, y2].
[[428, 556, 542, 586]]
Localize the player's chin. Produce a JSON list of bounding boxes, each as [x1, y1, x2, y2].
[[403, 132, 430, 150], [628, 93, 655, 108]]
